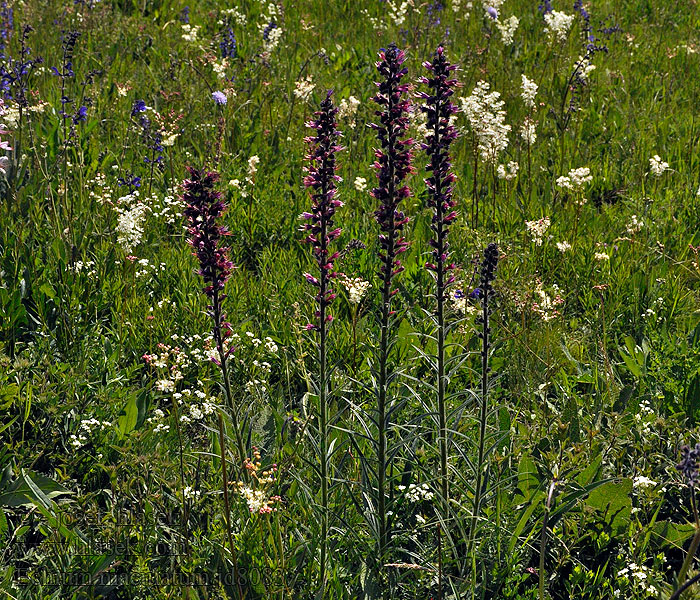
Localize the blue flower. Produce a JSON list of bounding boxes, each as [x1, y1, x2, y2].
[[212, 91, 227, 105], [72, 105, 87, 123], [485, 6, 498, 19], [131, 99, 147, 116]]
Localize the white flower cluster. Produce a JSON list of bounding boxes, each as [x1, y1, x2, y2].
[[556, 167, 592, 191], [452, 0, 473, 14], [149, 187, 184, 224], [258, 4, 283, 53], [617, 563, 656, 595], [632, 475, 657, 490], [211, 58, 229, 80], [525, 216, 550, 245], [576, 54, 596, 82], [89, 172, 113, 205], [221, 7, 247, 26], [482, 0, 504, 10], [496, 15, 519, 45], [398, 483, 435, 503], [181, 24, 200, 43], [70, 418, 111, 449], [520, 118, 537, 145], [134, 258, 167, 280], [642, 296, 664, 323], [626, 214, 644, 235], [354, 177, 367, 192], [649, 154, 669, 176], [556, 240, 572, 253], [360, 9, 386, 31], [66, 259, 97, 276], [293, 75, 315, 101], [460, 81, 511, 165], [248, 155, 260, 181], [594, 252, 610, 261], [183, 486, 201, 500], [338, 95, 360, 128], [532, 281, 563, 321], [147, 408, 170, 433], [521, 74, 538, 110], [497, 160, 519, 181], [176, 387, 218, 424], [115, 192, 149, 253], [339, 275, 371, 304], [388, 1, 409, 26], [543, 10, 574, 42]]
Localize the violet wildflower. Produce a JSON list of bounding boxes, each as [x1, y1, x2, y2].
[[131, 103, 164, 193], [212, 90, 227, 105], [0, 25, 43, 108], [72, 105, 88, 124], [0, 2, 13, 60], [418, 45, 459, 502], [299, 89, 343, 594], [485, 5, 498, 19], [131, 99, 147, 116], [117, 173, 141, 191], [369, 42, 414, 562], [538, 0, 553, 14], [179, 5, 190, 24], [220, 27, 236, 59]]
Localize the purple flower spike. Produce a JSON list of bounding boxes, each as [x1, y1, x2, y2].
[[419, 46, 459, 297], [371, 43, 414, 298], [301, 90, 344, 330], [182, 167, 234, 301]]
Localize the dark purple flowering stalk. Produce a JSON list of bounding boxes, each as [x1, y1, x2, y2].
[[418, 46, 458, 503], [674, 443, 700, 593], [299, 90, 343, 592], [370, 43, 413, 558], [182, 167, 245, 598], [470, 243, 499, 543]]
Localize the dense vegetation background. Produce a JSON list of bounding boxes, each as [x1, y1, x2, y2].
[[0, 0, 699, 598]]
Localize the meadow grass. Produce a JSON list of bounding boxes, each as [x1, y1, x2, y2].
[[0, 0, 699, 598]]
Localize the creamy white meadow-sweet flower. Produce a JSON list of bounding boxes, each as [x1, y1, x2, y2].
[[520, 118, 537, 145], [557, 167, 592, 191], [293, 75, 315, 101], [496, 15, 519, 45], [649, 154, 669, 176], [460, 81, 511, 165], [521, 74, 538, 110], [354, 176, 367, 192], [526, 216, 550, 245], [339, 275, 371, 304], [497, 161, 519, 181], [544, 10, 574, 42]]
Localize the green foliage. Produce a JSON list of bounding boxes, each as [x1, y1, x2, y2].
[[0, 0, 698, 598]]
